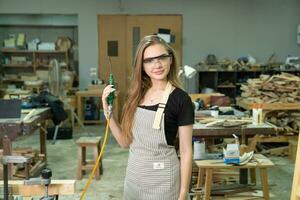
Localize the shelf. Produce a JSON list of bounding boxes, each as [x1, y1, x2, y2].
[[1, 49, 69, 74], [198, 69, 300, 104], [198, 69, 300, 73], [36, 64, 68, 68], [2, 79, 24, 83], [217, 85, 236, 88], [1, 49, 67, 54], [236, 98, 300, 110], [1, 49, 34, 53], [2, 64, 33, 68], [34, 50, 67, 54]]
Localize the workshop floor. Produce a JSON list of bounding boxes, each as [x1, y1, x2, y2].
[[13, 125, 295, 200]]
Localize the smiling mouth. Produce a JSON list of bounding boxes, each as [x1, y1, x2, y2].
[[153, 70, 164, 75]]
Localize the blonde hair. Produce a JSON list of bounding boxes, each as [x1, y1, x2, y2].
[[121, 35, 182, 141]]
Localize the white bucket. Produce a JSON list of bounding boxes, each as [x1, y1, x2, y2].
[[193, 141, 206, 160]]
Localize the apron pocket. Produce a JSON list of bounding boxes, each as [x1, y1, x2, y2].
[[139, 158, 172, 191]]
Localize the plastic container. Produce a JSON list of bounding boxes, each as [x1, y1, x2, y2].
[[252, 103, 263, 125], [193, 140, 206, 160]]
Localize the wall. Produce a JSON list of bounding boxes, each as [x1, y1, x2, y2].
[[0, 0, 299, 91]]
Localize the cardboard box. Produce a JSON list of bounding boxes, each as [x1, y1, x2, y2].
[[223, 143, 240, 164], [38, 42, 56, 51], [28, 42, 37, 50]]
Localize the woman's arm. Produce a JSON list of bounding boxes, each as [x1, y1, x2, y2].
[[102, 85, 131, 148], [178, 124, 193, 200]]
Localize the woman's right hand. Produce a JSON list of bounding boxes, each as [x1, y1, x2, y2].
[[102, 85, 116, 115]]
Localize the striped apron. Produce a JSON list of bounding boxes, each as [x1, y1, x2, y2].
[[123, 107, 180, 200]]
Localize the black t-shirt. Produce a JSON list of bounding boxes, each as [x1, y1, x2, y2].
[[139, 87, 195, 146]]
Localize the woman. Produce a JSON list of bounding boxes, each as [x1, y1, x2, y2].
[[102, 35, 194, 200]]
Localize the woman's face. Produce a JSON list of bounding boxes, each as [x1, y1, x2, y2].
[[142, 43, 172, 82]]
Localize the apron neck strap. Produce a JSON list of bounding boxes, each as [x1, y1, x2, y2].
[[152, 81, 172, 130]]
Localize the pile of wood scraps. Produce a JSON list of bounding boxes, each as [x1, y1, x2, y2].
[[240, 72, 300, 104], [248, 135, 298, 160], [266, 111, 300, 135]]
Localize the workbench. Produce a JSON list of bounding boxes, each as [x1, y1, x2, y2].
[[193, 118, 276, 185], [0, 108, 51, 178], [194, 154, 274, 200], [193, 121, 277, 143]]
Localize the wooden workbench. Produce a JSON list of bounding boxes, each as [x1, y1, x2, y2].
[[194, 154, 274, 200], [193, 121, 276, 143], [0, 108, 51, 178], [193, 118, 276, 185]]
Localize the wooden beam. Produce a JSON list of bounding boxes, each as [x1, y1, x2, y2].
[[0, 180, 76, 196], [262, 146, 289, 156], [291, 134, 300, 200], [249, 135, 298, 143]]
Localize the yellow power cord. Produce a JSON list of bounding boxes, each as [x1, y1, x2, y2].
[[79, 118, 110, 200]]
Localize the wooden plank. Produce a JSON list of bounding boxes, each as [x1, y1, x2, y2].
[[262, 146, 289, 156], [195, 154, 274, 169], [237, 98, 300, 111], [291, 134, 300, 200], [0, 180, 76, 196], [23, 197, 33, 200], [289, 140, 298, 161], [249, 135, 298, 143]]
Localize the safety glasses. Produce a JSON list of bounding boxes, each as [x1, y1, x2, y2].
[[143, 53, 171, 66]]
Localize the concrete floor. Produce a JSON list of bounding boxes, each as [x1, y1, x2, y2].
[[12, 124, 295, 200]]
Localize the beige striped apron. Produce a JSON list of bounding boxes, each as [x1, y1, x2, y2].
[[124, 108, 180, 200]]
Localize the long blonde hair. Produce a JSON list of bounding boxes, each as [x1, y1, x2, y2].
[[121, 35, 182, 141]]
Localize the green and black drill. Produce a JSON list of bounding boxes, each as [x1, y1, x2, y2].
[[107, 56, 115, 119]]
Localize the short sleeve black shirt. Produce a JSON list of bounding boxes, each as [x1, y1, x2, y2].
[[139, 87, 194, 146]]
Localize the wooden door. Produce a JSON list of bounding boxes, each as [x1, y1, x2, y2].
[[98, 15, 127, 120], [98, 15, 182, 120]]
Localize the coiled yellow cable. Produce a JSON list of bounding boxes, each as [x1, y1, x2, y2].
[[79, 118, 110, 200]]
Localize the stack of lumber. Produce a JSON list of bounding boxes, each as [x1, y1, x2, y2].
[[240, 72, 300, 104], [267, 111, 300, 135]]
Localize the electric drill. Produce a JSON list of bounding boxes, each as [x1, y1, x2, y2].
[[107, 57, 115, 119]]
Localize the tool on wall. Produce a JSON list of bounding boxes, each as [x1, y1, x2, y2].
[[79, 56, 115, 200]]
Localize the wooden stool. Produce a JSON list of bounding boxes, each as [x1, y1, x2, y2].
[[194, 154, 274, 200], [76, 136, 103, 180]]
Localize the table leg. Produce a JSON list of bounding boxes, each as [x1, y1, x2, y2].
[[260, 168, 270, 200], [250, 168, 256, 185], [2, 136, 12, 179], [71, 108, 75, 131], [77, 146, 82, 180], [196, 167, 205, 200], [77, 96, 83, 125], [39, 121, 47, 164], [204, 168, 213, 200]]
